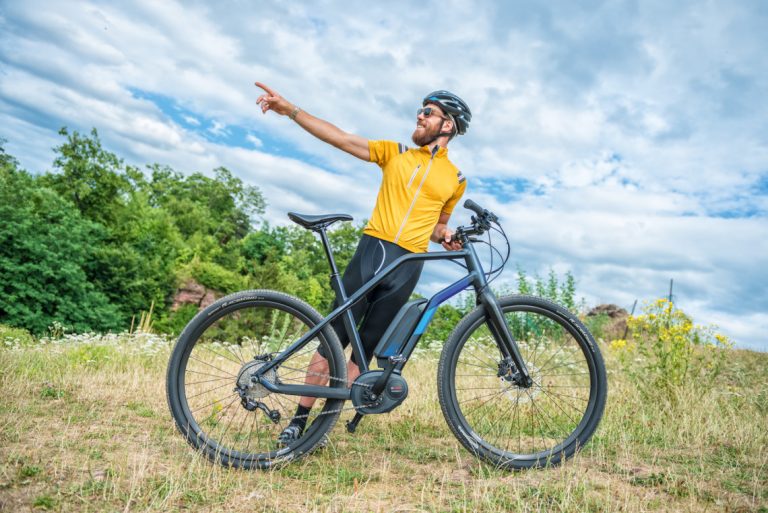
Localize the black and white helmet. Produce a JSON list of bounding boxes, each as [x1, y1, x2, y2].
[[423, 90, 472, 135]]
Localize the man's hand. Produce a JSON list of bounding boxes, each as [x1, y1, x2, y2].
[[441, 228, 463, 251], [255, 82, 294, 116]]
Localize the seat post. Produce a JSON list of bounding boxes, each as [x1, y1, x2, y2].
[[318, 227, 350, 303], [317, 227, 341, 278]]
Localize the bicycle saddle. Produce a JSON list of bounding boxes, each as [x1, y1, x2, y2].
[[287, 212, 353, 231]]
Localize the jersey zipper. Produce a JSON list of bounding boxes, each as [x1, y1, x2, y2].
[[406, 164, 421, 188], [394, 147, 439, 244]]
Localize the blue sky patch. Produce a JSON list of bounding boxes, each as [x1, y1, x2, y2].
[[473, 176, 541, 202], [128, 87, 332, 168]]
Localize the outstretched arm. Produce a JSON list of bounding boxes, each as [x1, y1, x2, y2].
[[255, 82, 370, 161]]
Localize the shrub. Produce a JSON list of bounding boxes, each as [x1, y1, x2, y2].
[[178, 257, 244, 293], [611, 299, 732, 388], [154, 304, 199, 336], [0, 323, 35, 346]]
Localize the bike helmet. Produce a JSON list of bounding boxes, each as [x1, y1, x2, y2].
[[422, 90, 472, 136]]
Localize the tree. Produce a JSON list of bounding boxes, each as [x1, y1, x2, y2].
[[0, 158, 121, 334], [44, 127, 131, 226], [40, 129, 185, 321], [143, 164, 265, 246]]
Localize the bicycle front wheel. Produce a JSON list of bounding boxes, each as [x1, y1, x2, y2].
[[166, 290, 347, 469], [437, 295, 607, 469]]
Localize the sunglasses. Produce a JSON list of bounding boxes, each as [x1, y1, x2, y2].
[[416, 107, 449, 121]]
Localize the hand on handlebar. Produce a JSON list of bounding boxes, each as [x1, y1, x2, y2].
[[441, 228, 463, 251]]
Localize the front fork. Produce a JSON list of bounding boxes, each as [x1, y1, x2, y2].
[[480, 290, 533, 388]]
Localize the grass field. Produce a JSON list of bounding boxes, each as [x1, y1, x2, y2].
[[1, 331, 766, 512]]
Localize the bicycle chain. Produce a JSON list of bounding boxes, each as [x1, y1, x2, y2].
[[266, 364, 376, 422]]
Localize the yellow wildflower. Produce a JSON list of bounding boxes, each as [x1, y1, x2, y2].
[[610, 339, 627, 350]]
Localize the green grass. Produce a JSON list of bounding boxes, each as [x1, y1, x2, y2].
[[0, 333, 766, 512]]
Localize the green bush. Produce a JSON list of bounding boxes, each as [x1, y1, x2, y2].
[[154, 304, 199, 336], [0, 323, 35, 346], [178, 257, 245, 293], [0, 165, 122, 334], [610, 299, 732, 388]]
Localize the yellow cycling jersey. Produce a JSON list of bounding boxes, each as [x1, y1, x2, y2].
[[364, 140, 467, 253]]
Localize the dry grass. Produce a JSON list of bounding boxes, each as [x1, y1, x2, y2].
[[1, 334, 766, 512]]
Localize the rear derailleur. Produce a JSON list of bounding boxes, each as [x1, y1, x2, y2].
[[234, 385, 281, 423]]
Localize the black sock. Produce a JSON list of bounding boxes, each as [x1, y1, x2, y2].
[[291, 405, 311, 431]]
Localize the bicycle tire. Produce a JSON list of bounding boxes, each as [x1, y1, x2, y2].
[[437, 294, 607, 469], [166, 290, 347, 469]]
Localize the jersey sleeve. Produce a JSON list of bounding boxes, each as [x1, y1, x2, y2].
[[441, 177, 467, 216], [368, 140, 401, 168]]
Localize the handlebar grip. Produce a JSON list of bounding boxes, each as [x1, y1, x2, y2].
[[463, 199, 485, 217]]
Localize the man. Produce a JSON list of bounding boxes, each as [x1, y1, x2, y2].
[[255, 83, 471, 445]]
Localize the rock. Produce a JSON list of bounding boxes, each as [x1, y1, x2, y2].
[[587, 304, 630, 340], [171, 280, 220, 311], [587, 304, 628, 319]]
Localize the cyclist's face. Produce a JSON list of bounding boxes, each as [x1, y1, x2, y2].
[[412, 103, 449, 146]]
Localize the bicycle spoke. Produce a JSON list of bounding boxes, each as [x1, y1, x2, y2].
[[214, 394, 241, 444], [456, 359, 498, 372], [461, 341, 500, 370], [198, 344, 243, 367], [188, 355, 237, 378], [186, 380, 236, 400], [186, 369, 233, 381], [186, 376, 235, 386], [190, 391, 236, 416]]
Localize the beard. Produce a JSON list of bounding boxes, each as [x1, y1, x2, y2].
[[411, 123, 441, 147]]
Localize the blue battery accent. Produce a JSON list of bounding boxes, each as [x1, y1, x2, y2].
[[413, 275, 474, 335]]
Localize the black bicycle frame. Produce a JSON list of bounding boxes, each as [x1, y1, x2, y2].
[[254, 232, 531, 400]]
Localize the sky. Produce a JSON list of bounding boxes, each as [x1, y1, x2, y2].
[[1, 0, 766, 351]]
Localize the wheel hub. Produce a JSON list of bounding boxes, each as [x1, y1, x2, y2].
[[500, 362, 540, 404]]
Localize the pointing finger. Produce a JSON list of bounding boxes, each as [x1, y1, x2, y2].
[[254, 81, 277, 96]]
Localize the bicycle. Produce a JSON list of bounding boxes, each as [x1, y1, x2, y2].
[[166, 199, 607, 470]]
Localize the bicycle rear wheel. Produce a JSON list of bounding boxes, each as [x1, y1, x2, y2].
[[166, 290, 347, 469], [437, 295, 607, 469]]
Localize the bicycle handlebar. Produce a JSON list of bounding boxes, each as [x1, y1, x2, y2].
[[453, 199, 499, 243], [464, 199, 485, 218]]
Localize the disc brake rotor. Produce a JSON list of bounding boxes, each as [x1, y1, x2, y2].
[[501, 363, 540, 404]]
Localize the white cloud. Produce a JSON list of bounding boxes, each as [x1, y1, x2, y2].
[[182, 115, 200, 126]]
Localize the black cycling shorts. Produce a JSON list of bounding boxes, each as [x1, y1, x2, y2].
[[319, 234, 423, 365]]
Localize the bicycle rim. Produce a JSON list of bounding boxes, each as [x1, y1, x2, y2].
[[443, 297, 605, 468], [169, 296, 345, 467]]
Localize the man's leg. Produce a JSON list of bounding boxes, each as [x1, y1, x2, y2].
[[298, 353, 363, 410], [356, 260, 424, 361], [278, 237, 375, 445], [278, 352, 362, 447]]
